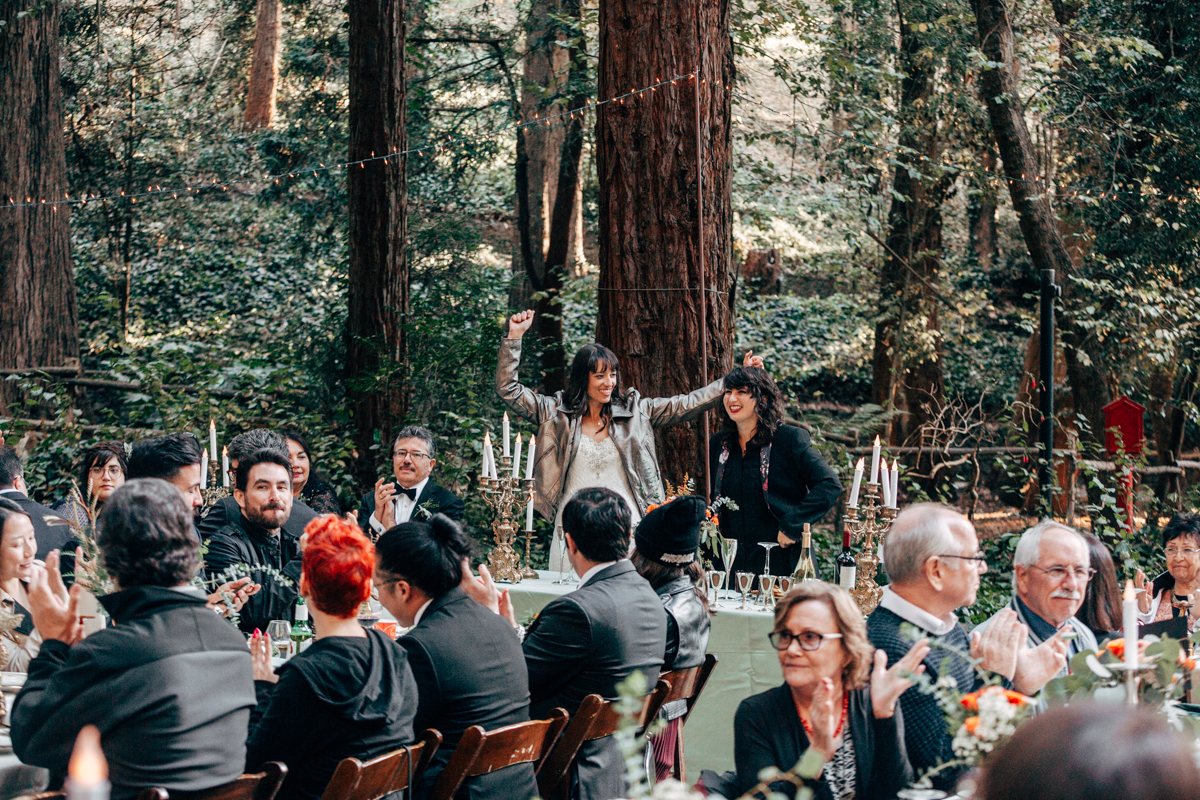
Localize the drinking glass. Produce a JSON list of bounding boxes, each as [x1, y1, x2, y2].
[[708, 570, 726, 609], [736, 572, 754, 610], [553, 528, 574, 584], [776, 575, 794, 596], [266, 620, 292, 659], [720, 538, 738, 597], [758, 541, 779, 576], [759, 574, 778, 610]]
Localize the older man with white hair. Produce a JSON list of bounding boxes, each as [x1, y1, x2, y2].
[[976, 520, 1099, 676], [867, 503, 1068, 791]]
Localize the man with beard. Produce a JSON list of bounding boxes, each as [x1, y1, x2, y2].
[[204, 449, 303, 634], [975, 520, 1099, 682]]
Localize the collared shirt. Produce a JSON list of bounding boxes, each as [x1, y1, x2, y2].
[[578, 560, 620, 588], [411, 598, 434, 628], [0, 488, 19, 496], [879, 586, 958, 636], [1015, 595, 1061, 641], [368, 477, 430, 535]]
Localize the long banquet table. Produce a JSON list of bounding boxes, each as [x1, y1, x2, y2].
[[504, 570, 781, 776]]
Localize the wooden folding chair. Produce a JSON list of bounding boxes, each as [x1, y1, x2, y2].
[[655, 653, 719, 781], [426, 710, 568, 800], [15, 764, 287, 800], [319, 730, 443, 800], [535, 679, 671, 800]]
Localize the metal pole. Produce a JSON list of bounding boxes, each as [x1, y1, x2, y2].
[[1039, 269, 1057, 513], [695, 63, 711, 500]]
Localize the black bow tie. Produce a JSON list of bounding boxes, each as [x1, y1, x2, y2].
[[396, 485, 418, 500]]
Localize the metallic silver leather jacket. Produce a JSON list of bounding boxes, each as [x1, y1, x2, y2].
[[495, 336, 723, 520]]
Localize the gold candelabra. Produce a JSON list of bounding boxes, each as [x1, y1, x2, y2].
[[202, 459, 230, 507], [845, 482, 895, 614], [479, 456, 534, 583]]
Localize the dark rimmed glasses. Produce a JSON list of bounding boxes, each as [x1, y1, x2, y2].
[[768, 630, 843, 652], [935, 553, 989, 571]]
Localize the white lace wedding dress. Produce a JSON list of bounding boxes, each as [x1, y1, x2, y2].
[[548, 434, 642, 575]]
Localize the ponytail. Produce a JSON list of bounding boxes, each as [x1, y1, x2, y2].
[[376, 514, 474, 598]]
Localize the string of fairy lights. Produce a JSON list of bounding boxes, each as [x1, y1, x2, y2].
[[4, 69, 1196, 212]]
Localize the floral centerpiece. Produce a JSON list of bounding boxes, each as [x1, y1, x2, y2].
[[646, 476, 736, 556]]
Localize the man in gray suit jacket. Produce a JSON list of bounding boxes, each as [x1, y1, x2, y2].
[[523, 488, 667, 800]]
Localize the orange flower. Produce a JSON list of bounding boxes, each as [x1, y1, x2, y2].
[[964, 716, 981, 734], [647, 504, 660, 513], [706, 509, 713, 519], [1106, 639, 1125, 659], [1003, 690, 1029, 706], [960, 691, 980, 712], [712, 517, 720, 528]]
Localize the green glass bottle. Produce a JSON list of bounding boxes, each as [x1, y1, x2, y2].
[[291, 597, 313, 654]]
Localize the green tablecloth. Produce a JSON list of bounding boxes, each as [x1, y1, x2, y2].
[[506, 570, 781, 776]]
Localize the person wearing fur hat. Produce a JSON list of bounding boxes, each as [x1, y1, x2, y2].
[[632, 494, 713, 780]]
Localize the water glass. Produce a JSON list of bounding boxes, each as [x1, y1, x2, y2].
[[267, 620, 292, 659]]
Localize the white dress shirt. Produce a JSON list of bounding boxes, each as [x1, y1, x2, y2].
[[879, 586, 958, 636], [369, 477, 430, 535], [577, 560, 620, 588]]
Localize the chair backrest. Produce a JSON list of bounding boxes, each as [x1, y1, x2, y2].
[[427, 709, 569, 800], [319, 730, 443, 800], [659, 653, 718, 727], [163, 763, 288, 800], [535, 679, 671, 800]]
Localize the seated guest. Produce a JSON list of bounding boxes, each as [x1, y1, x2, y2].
[[1078, 533, 1121, 641], [247, 516, 417, 800], [0, 498, 42, 671], [980, 704, 1200, 800], [53, 441, 128, 530], [197, 429, 318, 541], [11, 479, 256, 800], [975, 521, 1099, 682], [1136, 512, 1200, 631], [123, 433, 257, 616], [0, 445, 75, 559], [727, 582, 921, 800], [359, 426, 464, 540], [867, 503, 1067, 792], [464, 487, 666, 800], [375, 515, 535, 800], [284, 431, 342, 515], [631, 495, 712, 780], [204, 449, 302, 633]]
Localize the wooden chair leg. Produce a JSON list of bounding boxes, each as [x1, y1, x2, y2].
[[673, 727, 686, 783]]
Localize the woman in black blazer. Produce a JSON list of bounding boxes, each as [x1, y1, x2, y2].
[[728, 582, 925, 800], [374, 515, 536, 800], [708, 367, 842, 576]]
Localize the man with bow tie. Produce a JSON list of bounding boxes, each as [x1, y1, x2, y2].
[[359, 426, 464, 539]]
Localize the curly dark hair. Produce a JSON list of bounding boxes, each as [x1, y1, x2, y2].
[[1162, 512, 1200, 549], [721, 366, 784, 449], [97, 479, 200, 588], [562, 344, 623, 431], [75, 441, 128, 503]]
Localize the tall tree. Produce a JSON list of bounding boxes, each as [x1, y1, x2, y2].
[[0, 0, 80, 410], [595, 0, 735, 489], [346, 0, 407, 487], [244, 0, 283, 130]]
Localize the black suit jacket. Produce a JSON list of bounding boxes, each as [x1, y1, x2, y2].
[[398, 588, 535, 800], [357, 481, 465, 531], [196, 495, 319, 542], [734, 684, 912, 800], [524, 561, 666, 800], [1, 491, 75, 560]]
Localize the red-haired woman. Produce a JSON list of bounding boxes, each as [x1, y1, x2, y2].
[[247, 516, 419, 800]]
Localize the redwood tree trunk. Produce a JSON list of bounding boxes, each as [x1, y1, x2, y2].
[[346, 0, 407, 487], [244, 0, 283, 130], [0, 0, 80, 411], [595, 0, 735, 490], [970, 0, 1113, 448]]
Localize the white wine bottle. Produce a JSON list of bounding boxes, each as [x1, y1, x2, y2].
[[793, 523, 817, 582]]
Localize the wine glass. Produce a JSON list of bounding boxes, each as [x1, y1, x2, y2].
[[720, 538, 738, 597], [736, 572, 754, 610], [266, 620, 292, 659], [776, 575, 794, 596], [759, 574, 777, 610], [708, 570, 726, 609], [553, 527, 573, 584], [758, 541, 779, 576]]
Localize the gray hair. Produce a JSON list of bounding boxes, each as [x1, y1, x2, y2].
[[1012, 519, 1090, 589], [883, 502, 973, 585], [393, 426, 436, 459], [227, 429, 287, 463]]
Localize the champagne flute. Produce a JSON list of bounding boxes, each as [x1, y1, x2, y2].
[[758, 541, 779, 577], [708, 570, 726, 609], [736, 572, 754, 610], [267, 620, 292, 659], [759, 574, 777, 610], [720, 538, 738, 597], [553, 527, 572, 584]]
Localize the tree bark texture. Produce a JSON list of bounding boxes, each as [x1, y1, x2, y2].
[[595, 0, 735, 489], [0, 0, 80, 412], [970, 0, 1114, 448], [244, 0, 283, 130], [871, 11, 953, 447], [346, 0, 407, 487]]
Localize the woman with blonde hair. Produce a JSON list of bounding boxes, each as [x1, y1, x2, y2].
[[723, 582, 927, 800]]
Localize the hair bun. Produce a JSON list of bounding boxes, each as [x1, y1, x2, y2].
[[428, 514, 471, 557]]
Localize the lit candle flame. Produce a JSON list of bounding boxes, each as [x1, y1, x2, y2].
[[1125, 579, 1135, 601], [69, 725, 108, 785]]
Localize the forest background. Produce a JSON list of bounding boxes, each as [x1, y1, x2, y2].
[[0, 0, 1197, 621]]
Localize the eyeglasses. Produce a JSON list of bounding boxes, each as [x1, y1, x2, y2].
[[1165, 547, 1200, 558], [768, 630, 843, 652], [88, 465, 124, 477], [393, 449, 431, 461], [1029, 565, 1096, 582], [935, 553, 989, 570]]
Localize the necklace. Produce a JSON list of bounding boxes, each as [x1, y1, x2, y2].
[[794, 691, 850, 739]]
